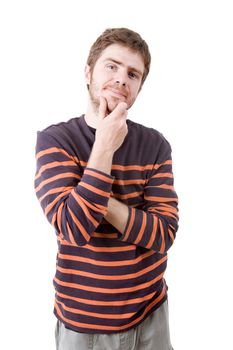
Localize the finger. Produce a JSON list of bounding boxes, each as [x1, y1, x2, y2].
[[115, 102, 128, 113], [111, 102, 128, 119], [98, 96, 107, 119]]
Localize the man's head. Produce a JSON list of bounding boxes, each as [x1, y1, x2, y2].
[[85, 28, 151, 113]]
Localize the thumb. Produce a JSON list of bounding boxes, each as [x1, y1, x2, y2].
[[98, 96, 107, 119]]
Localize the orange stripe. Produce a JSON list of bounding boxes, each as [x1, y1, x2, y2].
[[146, 184, 174, 190], [55, 299, 134, 319], [111, 164, 154, 171], [149, 205, 178, 214], [168, 227, 175, 242], [134, 211, 147, 245], [57, 255, 167, 281], [54, 271, 164, 294], [54, 285, 166, 331], [44, 190, 70, 216], [122, 208, 135, 241], [71, 190, 98, 227], [35, 172, 81, 193], [146, 215, 158, 249], [56, 290, 157, 306], [36, 149, 170, 172], [113, 191, 144, 200], [58, 250, 154, 267], [160, 160, 172, 166], [57, 202, 64, 234], [36, 147, 79, 162], [92, 233, 118, 239], [159, 219, 165, 254], [157, 211, 177, 219], [51, 212, 57, 226], [84, 169, 113, 184], [67, 207, 90, 242], [144, 196, 178, 203], [148, 207, 177, 219], [151, 173, 173, 179], [35, 161, 76, 179], [111, 161, 171, 172], [66, 221, 77, 245], [114, 179, 146, 185], [80, 196, 106, 214], [160, 202, 174, 208], [39, 186, 74, 202], [79, 244, 136, 253], [79, 182, 110, 197]]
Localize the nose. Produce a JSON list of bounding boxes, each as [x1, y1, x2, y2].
[[115, 69, 127, 87], [116, 79, 126, 87]]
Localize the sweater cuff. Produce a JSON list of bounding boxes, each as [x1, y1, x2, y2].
[[76, 167, 115, 208]]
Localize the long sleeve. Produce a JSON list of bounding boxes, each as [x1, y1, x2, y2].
[[120, 139, 179, 253], [34, 130, 114, 246]]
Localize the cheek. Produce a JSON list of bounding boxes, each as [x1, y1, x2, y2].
[[129, 85, 139, 100], [126, 86, 140, 108], [92, 68, 112, 83]]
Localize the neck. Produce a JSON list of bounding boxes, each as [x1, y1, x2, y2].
[[84, 98, 99, 129]]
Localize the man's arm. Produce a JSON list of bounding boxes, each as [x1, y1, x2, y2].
[[34, 98, 128, 247], [105, 143, 179, 254], [34, 131, 115, 247], [86, 98, 130, 232], [104, 197, 129, 234], [89, 99, 178, 254]]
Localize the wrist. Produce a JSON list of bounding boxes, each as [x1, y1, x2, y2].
[[93, 140, 114, 155], [88, 142, 114, 175]]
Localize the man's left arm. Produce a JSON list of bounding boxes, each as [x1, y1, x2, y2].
[[105, 143, 179, 254]]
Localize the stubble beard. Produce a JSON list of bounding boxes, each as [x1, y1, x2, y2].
[[88, 81, 100, 114], [89, 79, 130, 115]]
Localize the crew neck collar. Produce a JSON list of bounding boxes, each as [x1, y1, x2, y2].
[[81, 114, 96, 133]]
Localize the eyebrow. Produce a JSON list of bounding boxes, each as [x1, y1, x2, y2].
[[103, 58, 144, 77]]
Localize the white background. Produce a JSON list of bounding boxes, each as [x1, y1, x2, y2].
[[0, 0, 232, 349]]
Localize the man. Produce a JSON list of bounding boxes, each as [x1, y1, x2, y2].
[[35, 27, 178, 350]]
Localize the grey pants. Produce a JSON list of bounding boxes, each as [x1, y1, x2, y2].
[[55, 301, 173, 350]]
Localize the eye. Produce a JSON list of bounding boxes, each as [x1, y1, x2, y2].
[[106, 64, 117, 71], [128, 71, 138, 79]]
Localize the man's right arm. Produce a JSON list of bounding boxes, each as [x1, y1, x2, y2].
[[87, 145, 113, 175], [34, 98, 128, 246], [34, 130, 115, 246]]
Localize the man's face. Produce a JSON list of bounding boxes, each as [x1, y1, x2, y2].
[[85, 44, 145, 113]]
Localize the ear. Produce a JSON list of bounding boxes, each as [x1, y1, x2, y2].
[[85, 65, 91, 85]]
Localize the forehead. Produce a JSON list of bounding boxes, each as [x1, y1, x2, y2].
[[96, 44, 145, 73]]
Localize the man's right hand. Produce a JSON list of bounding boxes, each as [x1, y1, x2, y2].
[[95, 97, 128, 154], [87, 97, 128, 175]]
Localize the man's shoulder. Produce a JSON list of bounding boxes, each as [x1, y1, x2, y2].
[[126, 119, 172, 163], [127, 118, 169, 145], [41, 116, 81, 137], [36, 116, 83, 152]]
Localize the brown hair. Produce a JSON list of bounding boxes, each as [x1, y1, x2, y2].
[[86, 28, 151, 87]]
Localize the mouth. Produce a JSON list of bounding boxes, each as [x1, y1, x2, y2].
[[105, 88, 127, 99]]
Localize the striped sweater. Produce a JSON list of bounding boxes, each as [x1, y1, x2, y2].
[[34, 115, 179, 334]]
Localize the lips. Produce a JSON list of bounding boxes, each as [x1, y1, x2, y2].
[[106, 87, 127, 99]]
